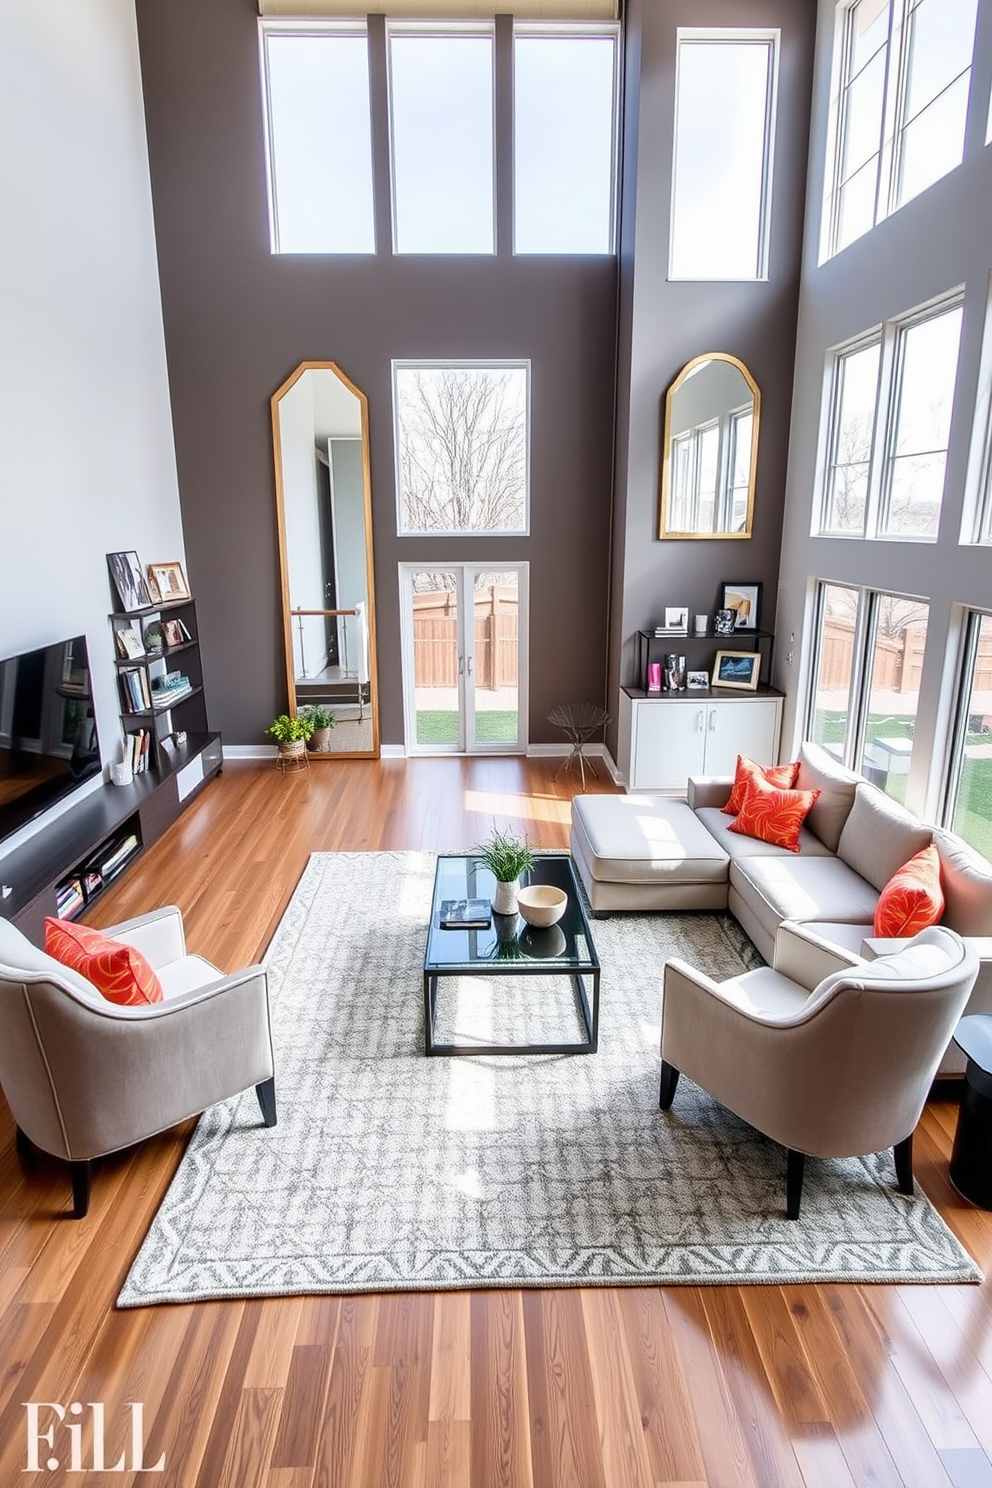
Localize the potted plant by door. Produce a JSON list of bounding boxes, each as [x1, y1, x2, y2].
[[300, 703, 336, 752], [474, 824, 535, 916], [265, 712, 314, 769]]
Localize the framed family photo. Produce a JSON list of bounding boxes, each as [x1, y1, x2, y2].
[[711, 650, 761, 691], [147, 561, 191, 603], [720, 581, 762, 631]]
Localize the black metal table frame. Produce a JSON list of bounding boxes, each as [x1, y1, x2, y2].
[[423, 853, 601, 1056], [423, 964, 600, 1057]]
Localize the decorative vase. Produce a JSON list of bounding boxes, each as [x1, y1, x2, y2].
[[310, 726, 332, 752], [492, 878, 519, 916]]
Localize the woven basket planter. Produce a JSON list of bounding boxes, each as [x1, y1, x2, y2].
[[276, 738, 309, 772]]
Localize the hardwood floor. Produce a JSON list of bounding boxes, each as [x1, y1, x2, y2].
[[2, 756, 992, 1487]]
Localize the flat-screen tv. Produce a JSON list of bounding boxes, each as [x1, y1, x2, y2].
[[0, 635, 102, 845]]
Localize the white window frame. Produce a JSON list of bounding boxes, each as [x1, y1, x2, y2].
[[805, 581, 930, 786], [962, 279, 992, 546], [511, 21, 621, 257], [669, 28, 780, 283], [258, 19, 376, 256], [386, 21, 496, 257], [941, 608, 992, 836], [816, 290, 964, 541], [398, 562, 530, 755], [392, 360, 531, 537], [820, 0, 980, 262]]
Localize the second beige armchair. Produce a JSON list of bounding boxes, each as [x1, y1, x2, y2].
[[659, 921, 978, 1219]]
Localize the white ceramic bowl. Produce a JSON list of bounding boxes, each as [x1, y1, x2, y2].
[[517, 883, 567, 928]]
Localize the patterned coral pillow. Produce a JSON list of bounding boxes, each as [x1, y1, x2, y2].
[[722, 754, 802, 816], [44, 918, 163, 1006], [873, 845, 945, 937], [728, 775, 821, 852]]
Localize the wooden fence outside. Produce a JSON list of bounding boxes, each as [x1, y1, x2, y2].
[[820, 616, 992, 697], [412, 586, 518, 691]]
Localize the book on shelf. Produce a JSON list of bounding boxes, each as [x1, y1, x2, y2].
[[439, 898, 493, 929], [100, 833, 140, 877], [119, 667, 151, 712], [115, 627, 145, 659], [653, 626, 689, 637], [55, 878, 85, 916]]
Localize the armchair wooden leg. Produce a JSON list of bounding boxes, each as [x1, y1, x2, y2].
[[70, 1160, 91, 1219], [15, 1125, 37, 1168], [894, 1133, 914, 1195], [786, 1149, 805, 1221], [256, 1076, 277, 1128], [659, 1061, 680, 1110]]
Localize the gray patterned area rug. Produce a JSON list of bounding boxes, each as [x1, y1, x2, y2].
[[118, 851, 979, 1305]]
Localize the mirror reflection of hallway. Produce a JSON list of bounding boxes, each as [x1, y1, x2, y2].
[[271, 362, 379, 757]]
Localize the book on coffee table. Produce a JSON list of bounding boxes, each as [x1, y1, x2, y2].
[[439, 898, 492, 929]]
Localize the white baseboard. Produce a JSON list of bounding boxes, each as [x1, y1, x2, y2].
[[222, 745, 275, 760], [380, 744, 406, 759]]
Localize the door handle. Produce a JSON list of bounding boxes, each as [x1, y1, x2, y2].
[[708, 710, 717, 731], [458, 656, 464, 676], [467, 656, 474, 676]]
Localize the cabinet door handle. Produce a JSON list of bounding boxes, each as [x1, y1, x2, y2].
[[696, 710, 704, 731], [708, 710, 717, 732]]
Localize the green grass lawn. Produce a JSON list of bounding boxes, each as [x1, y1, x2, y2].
[[416, 710, 518, 745]]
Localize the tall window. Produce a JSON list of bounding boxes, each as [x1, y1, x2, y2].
[[822, 0, 979, 259], [389, 27, 495, 254], [808, 584, 860, 753], [807, 583, 930, 803], [513, 28, 618, 254], [669, 30, 779, 280], [945, 612, 992, 858], [819, 295, 963, 540], [393, 364, 529, 534], [260, 26, 375, 254]]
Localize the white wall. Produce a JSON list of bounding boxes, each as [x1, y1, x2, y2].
[[0, 0, 185, 850], [776, 0, 992, 820]]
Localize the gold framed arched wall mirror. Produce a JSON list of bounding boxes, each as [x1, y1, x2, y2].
[[659, 352, 760, 540], [271, 361, 379, 758]]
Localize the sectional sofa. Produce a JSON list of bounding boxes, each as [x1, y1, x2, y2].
[[570, 741, 992, 1074]]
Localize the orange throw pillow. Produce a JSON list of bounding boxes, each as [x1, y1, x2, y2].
[[723, 754, 802, 816], [728, 776, 821, 852], [873, 845, 944, 937], [44, 918, 163, 1006]]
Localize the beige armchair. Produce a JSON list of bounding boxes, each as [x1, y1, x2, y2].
[[659, 921, 979, 1219], [0, 907, 276, 1217]]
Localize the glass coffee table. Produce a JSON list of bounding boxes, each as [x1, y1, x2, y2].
[[423, 853, 601, 1056]]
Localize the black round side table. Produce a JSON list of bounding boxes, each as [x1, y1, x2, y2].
[[950, 1015, 992, 1209]]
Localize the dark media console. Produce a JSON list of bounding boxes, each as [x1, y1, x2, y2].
[[0, 732, 222, 943]]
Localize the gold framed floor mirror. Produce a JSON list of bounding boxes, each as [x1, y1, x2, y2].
[[271, 361, 380, 758]]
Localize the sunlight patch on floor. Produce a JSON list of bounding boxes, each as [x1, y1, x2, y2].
[[444, 1056, 496, 1132], [463, 789, 572, 825]]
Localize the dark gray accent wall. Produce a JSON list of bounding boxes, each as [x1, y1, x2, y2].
[[134, 0, 617, 747], [608, 0, 815, 756]]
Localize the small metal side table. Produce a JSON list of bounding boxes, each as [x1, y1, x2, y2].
[[950, 1014, 992, 1208], [548, 702, 610, 790]]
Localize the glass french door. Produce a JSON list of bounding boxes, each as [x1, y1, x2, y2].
[[400, 564, 528, 754]]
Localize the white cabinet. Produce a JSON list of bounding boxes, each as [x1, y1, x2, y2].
[[617, 690, 783, 792]]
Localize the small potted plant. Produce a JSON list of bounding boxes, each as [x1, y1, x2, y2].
[[474, 824, 535, 916], [300, 703, 336, 752], [265, 712, 314, 769]]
